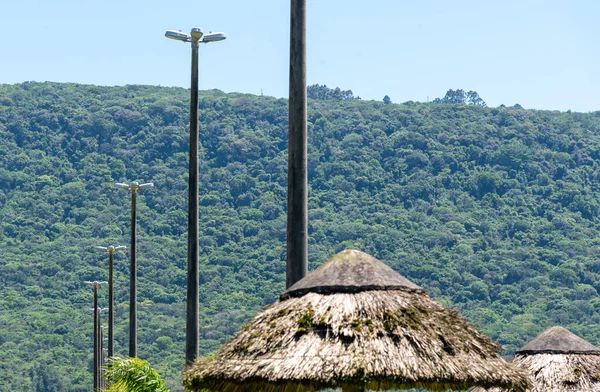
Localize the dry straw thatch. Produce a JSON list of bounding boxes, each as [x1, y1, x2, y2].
[[184, 250, 529, 392], [470, 326, 600, 392]]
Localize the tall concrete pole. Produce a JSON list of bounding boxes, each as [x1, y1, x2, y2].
[[287, 0, 308, 288], [187, 35, 200, 364]]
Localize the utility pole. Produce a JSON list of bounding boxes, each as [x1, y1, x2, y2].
[[287, 0, 308, 288]]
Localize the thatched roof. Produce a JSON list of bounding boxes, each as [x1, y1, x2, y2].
[[470, 327, 600, 392], [185, 250, 529, 392], [281, 249, 423, 299], [518, 326, 600, 355]]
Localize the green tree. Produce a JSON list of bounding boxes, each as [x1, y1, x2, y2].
[[307, 84, 355, 100], [466, 90, 486, 107], [442, 89, 466, 104]]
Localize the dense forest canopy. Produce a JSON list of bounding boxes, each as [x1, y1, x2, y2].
[[2, 82, 600, 390]]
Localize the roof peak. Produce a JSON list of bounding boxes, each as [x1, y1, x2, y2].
[[280, 249, 423, 300], [517, 326, 600, 355]]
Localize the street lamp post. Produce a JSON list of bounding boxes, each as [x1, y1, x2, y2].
[[115, 181, 153, 358], [96, 245, 126, 358], [85, 281, 107, 391], [90, 309, 108, 390], [165, 27, 226, 365], [100, 325, 108, 390]]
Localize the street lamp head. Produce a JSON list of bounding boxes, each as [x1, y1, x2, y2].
[[85, 281, 108, 287], [115, 181, 153, 191], [202, 32, 226, 43], [191, 27, 204, 40], [165, 30, 191, 42], [96, 245, 127, 253], [88, 307, 108, 313]]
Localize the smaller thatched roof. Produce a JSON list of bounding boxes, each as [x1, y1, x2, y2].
[[185, 250, 529, 392], [470, 326, 600, 392], [517, 326, 600, 355]]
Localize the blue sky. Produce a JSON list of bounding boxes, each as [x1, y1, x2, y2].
[[1, 0, 598, 111]]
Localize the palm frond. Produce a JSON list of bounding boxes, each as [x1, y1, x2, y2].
[[105, 357, 169, 392]]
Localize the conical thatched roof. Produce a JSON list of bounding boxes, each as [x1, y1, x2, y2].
[[518, 326, 600, 355], [470, 326, 600, 392], [281, 249, 423, 299], [184, 250, 529, 392]]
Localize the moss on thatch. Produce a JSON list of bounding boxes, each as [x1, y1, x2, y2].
[[184, 289, 529, 391]]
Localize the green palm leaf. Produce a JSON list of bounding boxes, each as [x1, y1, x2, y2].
[[105, 357, 169, 392]]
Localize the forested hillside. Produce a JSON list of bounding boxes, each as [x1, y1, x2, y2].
[[2, 82, 600, 391]]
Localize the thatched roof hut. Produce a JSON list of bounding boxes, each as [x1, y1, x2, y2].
[[184, 250, 529, 392], [470, 326, 600, 392]]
